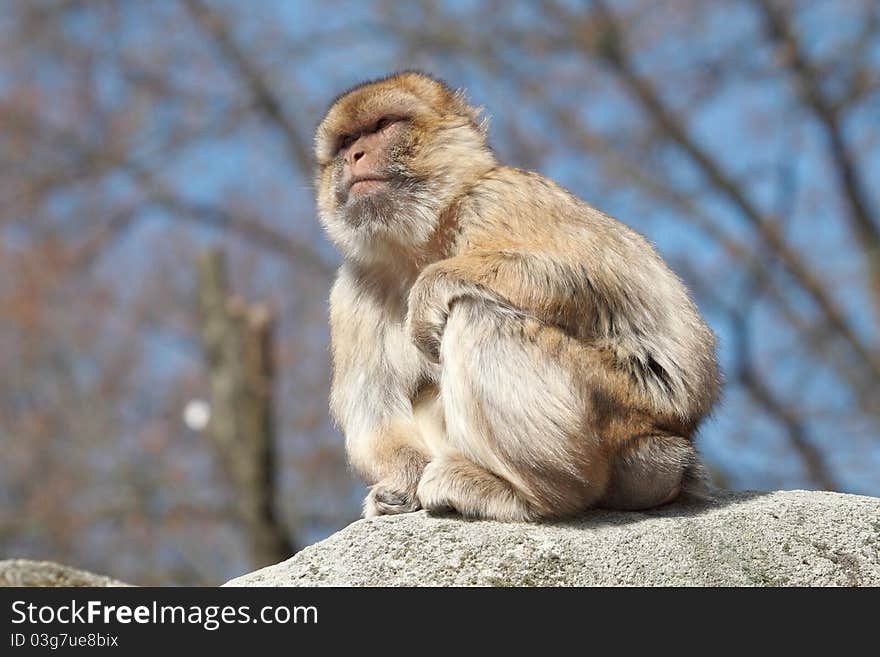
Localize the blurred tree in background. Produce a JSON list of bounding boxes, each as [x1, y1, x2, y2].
[[0, 0, 877, 584]]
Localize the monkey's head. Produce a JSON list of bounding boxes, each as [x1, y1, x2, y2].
[[315, 72, 494, 264]]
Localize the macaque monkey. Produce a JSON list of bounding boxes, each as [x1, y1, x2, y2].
[[314, 72, 720, 521]]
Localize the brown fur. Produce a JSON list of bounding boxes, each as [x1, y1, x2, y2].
[[315, 72, 720, 521]]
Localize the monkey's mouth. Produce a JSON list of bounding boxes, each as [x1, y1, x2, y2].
[[348, 177, 389, 197]]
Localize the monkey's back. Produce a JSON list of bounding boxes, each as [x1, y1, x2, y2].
[[456, 166, 720, 425]]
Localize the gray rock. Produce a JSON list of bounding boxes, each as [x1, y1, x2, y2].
[[224, 490, 880, 586], [0, 559, 131, 587]]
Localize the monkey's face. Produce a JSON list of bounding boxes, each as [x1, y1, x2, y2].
[[327, 114, 418, 224], [314, 73, 494, 262]]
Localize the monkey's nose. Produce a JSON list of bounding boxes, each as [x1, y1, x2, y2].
[[350, 149, 365, 165]]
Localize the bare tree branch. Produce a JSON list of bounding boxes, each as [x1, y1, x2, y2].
[[681, 262, 839, 490], [732, 313, 838, 491], [181, 0, 313, 174], [754, 0, 880, 321], [63, 156, 335, 276], [559, 112, 878, 414], [151, 193, 336, 276], [588, 0, 880, 378]]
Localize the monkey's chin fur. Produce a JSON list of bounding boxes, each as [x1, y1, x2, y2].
[[328, 184, 444, 264], [342, 191, 398, 227]]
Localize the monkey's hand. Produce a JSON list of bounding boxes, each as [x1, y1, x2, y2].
[[406, 268, 452, 363], [407, 260, 515, 362]]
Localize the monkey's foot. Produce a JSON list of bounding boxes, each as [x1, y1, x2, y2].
[[416, 457, 534, 522], [363, 484, 422, 518]]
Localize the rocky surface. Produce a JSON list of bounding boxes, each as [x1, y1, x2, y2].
[[224, 490, 880, 586], [0, 559, 131, 587]]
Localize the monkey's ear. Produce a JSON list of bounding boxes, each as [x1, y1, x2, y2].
[[452, 88, 490, 137]]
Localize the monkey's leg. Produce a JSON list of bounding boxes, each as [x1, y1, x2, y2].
[[599, 435, 706, 510], [421, 299, 612, 521]]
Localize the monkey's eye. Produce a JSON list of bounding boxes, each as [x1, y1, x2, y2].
[[336, 134, 357, 154], [374, 116, 396, 131]]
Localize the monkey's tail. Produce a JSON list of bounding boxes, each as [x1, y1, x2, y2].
[[678, 453, 716, 503]]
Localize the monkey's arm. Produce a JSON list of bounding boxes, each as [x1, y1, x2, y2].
[[406, 250, 594, 361], [329, 269, 432, 515]]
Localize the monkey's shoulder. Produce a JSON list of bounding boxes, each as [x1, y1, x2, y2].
[[467, 166, 576, 208], [460, 166, 651, 252]]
